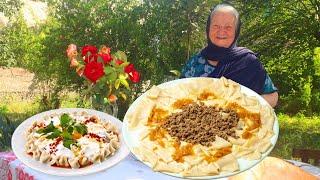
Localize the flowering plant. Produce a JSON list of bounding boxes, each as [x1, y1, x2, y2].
[[66, 44, 140, 113]]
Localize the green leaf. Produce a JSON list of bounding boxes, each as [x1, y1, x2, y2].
[[115, 79, 120, 89], [107, 84, 113, 96], [111, 55, 117, 62], [98, 76, 107, 83], [62, 130, 72, 140], [103, 97, 109, 104], [114, 51, 127, 61], [63, 139, 75, 149], [75, 124, 87, 135], [119, 73, 128, 80], [60, 114, 73, 128], [120, 78, 130, 90], [36, 121, 56, 134], [36, 128, 45, 134], [114, 65, 123, 72], [107, 71, 117, 82], [119, 62, 130, 68], [46, 129, 62, 139], [98, 81, 105, 90], [67, 126, 74, 134], [104, 66, 113, 75]]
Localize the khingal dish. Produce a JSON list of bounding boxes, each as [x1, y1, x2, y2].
[[25, 111, 120, 168], [123, 77, 277, 178]]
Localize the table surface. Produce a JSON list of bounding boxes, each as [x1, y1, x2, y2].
[[1, 152, 320, 180]]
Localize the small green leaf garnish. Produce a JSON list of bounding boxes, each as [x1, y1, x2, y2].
[[36, 128, 45, 134], [46, 129, 62, 139], [63, 139, 76, 149], [36, 113, 89, 149], [36, 113, 88, 149], [60, 113, 72, 128], [74, 124, 87, 135], [67, 126, 74, 134], [36, 121, 56, 134], [62, 130, 72, 140]]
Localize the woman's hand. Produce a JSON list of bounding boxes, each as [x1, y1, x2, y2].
[[262, 92, 279, 108]]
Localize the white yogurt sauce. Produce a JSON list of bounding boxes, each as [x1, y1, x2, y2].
[[77, 136, 100, 161], [86, 123, 108, 138], [55, 143, 74, 158]]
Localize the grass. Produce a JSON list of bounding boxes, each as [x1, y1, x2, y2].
[[270, 113, 320, 160], [0, 98, 40, 151]]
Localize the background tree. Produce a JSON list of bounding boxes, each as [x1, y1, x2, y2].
[[1, 0, 320, 116], [231, 0, 320, 114]]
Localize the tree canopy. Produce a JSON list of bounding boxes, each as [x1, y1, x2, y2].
[[0, 0, 319, 115]]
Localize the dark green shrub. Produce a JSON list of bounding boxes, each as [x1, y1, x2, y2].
[[0, 106, 15, 151]]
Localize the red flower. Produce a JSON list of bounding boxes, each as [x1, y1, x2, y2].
[[124, 63, 140, 83], [82, 45, 98, 56], [99, 53, 112, 64], [115, 59, 124, 65], [83, 61, 104, 83], [129, 71, 140, 83], [124, 63, 135, 73], [84, 54, 98, 63]]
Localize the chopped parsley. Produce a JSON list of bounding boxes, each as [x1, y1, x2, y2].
[[36, 113, 88, 149]]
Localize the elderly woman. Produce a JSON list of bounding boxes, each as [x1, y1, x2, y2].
[[181, 3, 278, 107]]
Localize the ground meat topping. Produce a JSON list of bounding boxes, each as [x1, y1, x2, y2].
[[161, 103, 239, 146]]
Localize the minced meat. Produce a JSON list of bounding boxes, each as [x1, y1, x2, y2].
[[161, 103, 239, 146]]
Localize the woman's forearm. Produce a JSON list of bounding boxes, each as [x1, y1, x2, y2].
[[262, 92, 279, 108]]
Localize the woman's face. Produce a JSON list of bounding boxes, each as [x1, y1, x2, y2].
[[209, 11, 236, 48]]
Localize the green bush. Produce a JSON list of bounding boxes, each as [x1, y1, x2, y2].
[[0, 102, 39, 151], [311, 92, 320, 114], [271, 114, 320, 159], [0, 106, 14, 151]]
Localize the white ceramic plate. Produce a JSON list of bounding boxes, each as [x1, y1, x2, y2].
[[12, 108, 130, 176], [122, 77, 279, 179]]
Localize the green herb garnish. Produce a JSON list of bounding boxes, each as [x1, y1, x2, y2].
[[62, 130, 72, 139], [74, 124, 87, 135], [36, 121, 56, 134], [46, 129, 62, 139], [67, 126, 74, 134], [35, 113, 88, 149], [60, 113, 72, 128], [63, 139, 76, 149]]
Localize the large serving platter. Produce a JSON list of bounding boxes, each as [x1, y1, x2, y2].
[[122, 77, 279, 179]]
